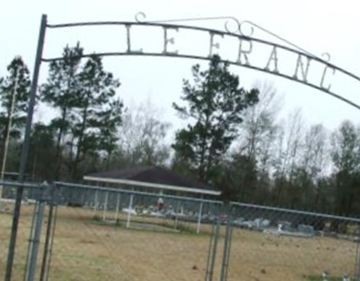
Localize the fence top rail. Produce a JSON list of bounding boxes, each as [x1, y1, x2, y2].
[[55, 181, 224, 205], [3, 180, 359, 222], [0, 180, 44, 189], [83, 175, 221, 196], [230, 201, 360, 223]]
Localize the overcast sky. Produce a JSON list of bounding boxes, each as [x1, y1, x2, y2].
[[1, 0, 360, 134]]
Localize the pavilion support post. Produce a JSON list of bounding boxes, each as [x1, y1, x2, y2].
[[93, 190, 98, 217], [126, 194, 134, 228], [115, 193, 121, 222], [174, 201, 180, 230], [103, 191, 108, 221], [196, 201, 204, 234]]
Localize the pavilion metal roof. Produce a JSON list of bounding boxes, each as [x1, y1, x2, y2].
[[83, 166, 221, 196]]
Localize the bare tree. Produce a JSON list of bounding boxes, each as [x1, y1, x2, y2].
[[117, 99, 171, 167], [237, 81, 282, 176], [274, 108, 305, 179], [302, 124, 330, 179]]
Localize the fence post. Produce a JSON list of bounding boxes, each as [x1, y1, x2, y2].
[[205, 219, 220, 281], [220, 204, 234, 281], [39, 204, 57, 281], [354, 226, 360, 280], [23, 200, 38, 281], [205, 223, 215, 281], [196, 201, 204, 234], [25, 200, 46, 281], [39, 184, 57, 281], [209, 222, 218, 281], [126, 194, 134, 228]]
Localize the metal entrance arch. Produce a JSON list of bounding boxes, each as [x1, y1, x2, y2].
[[5, 12, 360, 281]]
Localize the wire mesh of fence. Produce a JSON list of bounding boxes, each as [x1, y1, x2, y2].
[[2, 181, 360, 281], [0, 182, 45, 281], [47, 182, 224, 281], [227, 202, 360, 281]]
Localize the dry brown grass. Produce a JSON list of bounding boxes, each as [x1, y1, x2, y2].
[[0, 204, 356, 281]]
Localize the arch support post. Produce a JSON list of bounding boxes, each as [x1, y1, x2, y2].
[[4, 14, 47, 281]]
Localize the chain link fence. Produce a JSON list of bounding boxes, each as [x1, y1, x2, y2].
[[226, 202, 360, 281], [1, 181, 360, 281], [47, 182, 224, 281], [0, 182, 47, 281]]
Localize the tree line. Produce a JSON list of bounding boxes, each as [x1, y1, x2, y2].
[[1, 44, 360, 216]]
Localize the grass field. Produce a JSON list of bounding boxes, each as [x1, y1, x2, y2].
[[0, 203, 357, 281]]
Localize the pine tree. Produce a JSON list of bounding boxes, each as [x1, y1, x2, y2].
[[41, 44, 122, 179], [0, 57, 31, 141], [172, 55, 259, 183], [0, 57, 31, 176], [70, 54, 122, 178], [41, 44, 83, 179]]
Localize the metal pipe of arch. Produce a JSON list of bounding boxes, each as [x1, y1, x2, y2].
[[42, 20, 360, 110]]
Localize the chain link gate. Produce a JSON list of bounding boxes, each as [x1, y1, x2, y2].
[[1, 182, 56, 281]]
